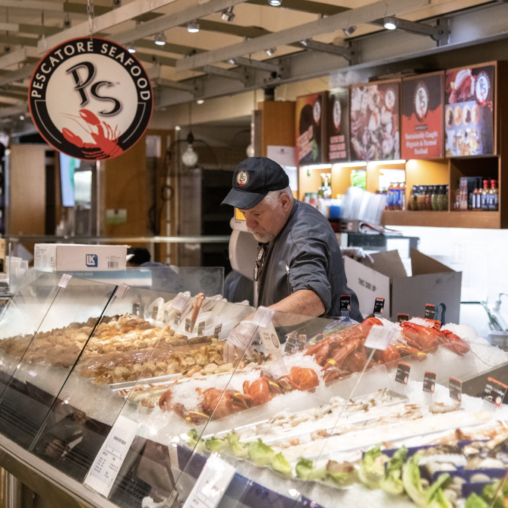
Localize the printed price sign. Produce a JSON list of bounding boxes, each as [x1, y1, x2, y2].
[[214, 324, 222, 339], [395, 362, 411, 385], [449, 377, 462, 402], [252, 306, 275, 328], [185, 318, 193, 333], [116, 283, 130, 300], [132, 303, 140, 316], [172, 292, 190, 312], [183, 453, 236, 508], [373, 297, 385, 315], [198, 321, 206, 336], [258, 320, 281, 353], [424, 304, 436, 320], [151, 306, 159, 320], [58, 274, 72, 288], [85, 415, 139, 497], [397, 313, 409, 323], [174, 311, 182, 326], [163, 310, 169, 323], [483, 377, 508, 407], [364, 325, 395, 351], [340, 295, 351, 316], [423, 371, 436, 394]]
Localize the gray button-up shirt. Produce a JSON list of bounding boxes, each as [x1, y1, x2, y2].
[[257, 200, 362, 321]]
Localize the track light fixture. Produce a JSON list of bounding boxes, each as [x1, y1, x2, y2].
[[221, 6, 235, 22], [343, 25, 357, 36], [154, 32, 167, 45], [382, 16, 449, 43], [187, 20, 200, 33], [127, 43, 136, 53], [265, 48, 276, 56], [269, 0, 282, 6]]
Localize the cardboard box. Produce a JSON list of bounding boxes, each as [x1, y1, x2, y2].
[[34, 244, 127, 272], [344, 249, 462, 323]]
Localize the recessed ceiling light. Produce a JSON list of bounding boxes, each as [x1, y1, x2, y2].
[[187, 21, 200, 33], [383, 17, 398, 30], [154, 32, 166, 45]]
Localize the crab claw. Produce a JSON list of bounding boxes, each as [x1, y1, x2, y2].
[[79, 109, 101, 127], [62, 128, 85, 147]]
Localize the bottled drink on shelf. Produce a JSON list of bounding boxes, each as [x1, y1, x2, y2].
[[481, 179, 490, 211], [454, 181, 461, 210], [408, 185, 416, 211], [489, 179, 499, 211], [431, 186, 440, 211]]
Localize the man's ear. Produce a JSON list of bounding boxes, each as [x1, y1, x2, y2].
[[280, 193, 292, 211]]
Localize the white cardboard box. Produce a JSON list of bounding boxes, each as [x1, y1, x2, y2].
[[34, 244, 127, 272], [344, 249, 462, 323]]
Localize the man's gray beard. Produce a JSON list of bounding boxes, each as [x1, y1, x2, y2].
[[247, 227, 274, 243]]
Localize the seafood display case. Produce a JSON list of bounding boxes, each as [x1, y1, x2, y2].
[[0, 272, 507, 508]]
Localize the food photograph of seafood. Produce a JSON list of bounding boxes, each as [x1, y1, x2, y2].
[[350, 80, 400, 161], [445, 64, 496, 157]]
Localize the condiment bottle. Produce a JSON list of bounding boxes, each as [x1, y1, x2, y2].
[[416, 186, 425, 211], [431, 185, 440, 211], [400, 182, 406, 211], [408, 186, 416, 211], [481, 179, 490, 211], [489, 180, 499, 211]]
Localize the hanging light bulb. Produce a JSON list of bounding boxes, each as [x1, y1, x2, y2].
[[221, 6, 235, 22], [246, 144, 255, 157], [383, 17, 398, 30], [182, 132, 199, 167], [154, 32, 167, 45], [269, 0, 282, 5]]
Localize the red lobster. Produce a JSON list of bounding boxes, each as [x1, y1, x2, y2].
[[63, 109, 123, 160]]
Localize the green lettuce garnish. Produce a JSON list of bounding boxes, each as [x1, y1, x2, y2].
[[247, 439, 275, 467], [380, 446, 408, 495], [204, 436, 226, 453], [295, 457, 326, 481], [226, 433, 248, 458], [359, 445, 387, 489], [465, 493, 489, 508], [272, 452, 292, 477], [325, 460, 357, 487]]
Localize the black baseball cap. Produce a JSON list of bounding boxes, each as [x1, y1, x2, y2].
[[221, 157, 290, 210]]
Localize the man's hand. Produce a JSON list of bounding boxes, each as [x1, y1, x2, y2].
[[341, 247, 374, 263], [223, 320, 258, 364]]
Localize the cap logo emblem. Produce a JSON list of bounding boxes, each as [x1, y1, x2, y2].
[[237, 170, 249, 187]]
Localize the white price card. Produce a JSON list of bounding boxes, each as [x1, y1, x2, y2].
[[172, 292, 190, 312], [116, 283, 130, 300], [58, 274, 72, 288], [183, 453, 236, 508], [252, 306, 275, 328], [258, 320, 281, 353], [364, 325, 395, 351], [84, 415, 139, 497]]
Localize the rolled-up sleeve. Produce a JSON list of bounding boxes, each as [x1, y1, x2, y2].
[[287, 236, 332, 314]]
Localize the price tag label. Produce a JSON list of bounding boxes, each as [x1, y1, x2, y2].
[[172, 292, 190, 312], [252, 306, 275, 328], [423, 371, 436, 394], [151, 306, 159, 320], [198, 321, 206, 336], [373, 297, 385, 315], [84, 415, 139, 497], [483, 377, 507, 407], [340, 294, 351, 316], [182, 453, 236, 508], [58, 274, 72, 288], [424, 304, 436, 320], [397, 313, 409, 323], [163, 310, 169, 323], [364, 325, 395, 351], [116, 283, 130, 300], [132, 303, 140, 316], [185, 318, 193, 333], [395, 362, 411, 385], [174, 311, 182, 325], [449, 376, 462, 402], [214, 324, 222, 339], [258, 320, 281, 353]]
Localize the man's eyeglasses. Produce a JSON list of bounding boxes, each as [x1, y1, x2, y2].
[[253, 243, 267, 281]]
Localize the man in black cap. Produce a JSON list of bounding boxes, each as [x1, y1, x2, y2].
[[222, 157, 362, 321]]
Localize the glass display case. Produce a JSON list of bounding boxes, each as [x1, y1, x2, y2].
[[0, 270, 506, 508]]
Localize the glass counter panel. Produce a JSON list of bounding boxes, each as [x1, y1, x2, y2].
[[0, 275, 116, 449], [31, 291, 253, 497]]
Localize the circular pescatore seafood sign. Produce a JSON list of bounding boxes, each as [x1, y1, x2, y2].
[[29, 37, 153, 160]]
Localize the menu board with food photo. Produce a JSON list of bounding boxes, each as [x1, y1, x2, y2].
[[350, 80, 400, 161], [295, 92, 327, 165], [401, 72, 443, 159], [445, 63, 495, 156], [327, 88, 350, 163]]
